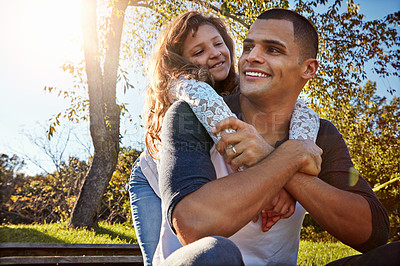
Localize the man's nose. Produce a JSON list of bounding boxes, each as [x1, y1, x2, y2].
[[247, 46, 264, 63]]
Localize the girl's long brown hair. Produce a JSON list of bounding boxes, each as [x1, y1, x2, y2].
[[144, 11, 238, 158]]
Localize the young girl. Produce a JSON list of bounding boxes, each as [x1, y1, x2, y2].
[[128, 11, 319, 265]]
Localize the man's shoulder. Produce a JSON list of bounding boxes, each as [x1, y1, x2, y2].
[[318, 118, 340, 136], [223, 92, 241, 116], [317, 118, 345, 149]]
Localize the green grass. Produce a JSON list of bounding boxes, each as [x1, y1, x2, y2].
[[298, 240, 360, 265], [0, 222, 137, 244], [0, 222, 361, 265]]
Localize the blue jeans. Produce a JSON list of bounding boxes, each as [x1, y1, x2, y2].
[[129, 158, 162, 266], [161, 236, 244, 265]]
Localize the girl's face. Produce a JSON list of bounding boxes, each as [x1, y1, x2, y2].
[[182, 24, 231, 82]]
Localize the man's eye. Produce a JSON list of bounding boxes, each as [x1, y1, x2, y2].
[[243, 45, 253, 52], [268, 47, 280, 54]]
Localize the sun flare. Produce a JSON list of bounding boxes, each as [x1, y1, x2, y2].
[[2, 0, 83, 76]]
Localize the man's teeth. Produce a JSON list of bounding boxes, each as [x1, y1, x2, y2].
[[246, 71, 269, 77]]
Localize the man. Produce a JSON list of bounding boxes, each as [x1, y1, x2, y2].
[[156, 9, 390, 265]]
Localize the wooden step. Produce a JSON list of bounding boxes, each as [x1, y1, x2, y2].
[[0, 243, 143, 265]]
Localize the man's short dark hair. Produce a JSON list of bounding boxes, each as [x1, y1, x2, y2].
[[257, 9, 319, 61]]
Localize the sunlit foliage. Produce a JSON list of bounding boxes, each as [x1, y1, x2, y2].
[[0, 155, 88, 224], [0, 148, 140, 225]]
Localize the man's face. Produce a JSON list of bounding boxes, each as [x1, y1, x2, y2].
[[238, 19, 303, 100]]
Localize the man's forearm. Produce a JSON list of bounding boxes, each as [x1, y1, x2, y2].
[[173, 140, 310, 245], [285, 173, 372, 246]]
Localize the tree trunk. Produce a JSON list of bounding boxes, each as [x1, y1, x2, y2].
[[69, 0, 129, 228]]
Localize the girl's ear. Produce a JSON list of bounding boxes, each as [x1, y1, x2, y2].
[[301, 58, 318, 80]]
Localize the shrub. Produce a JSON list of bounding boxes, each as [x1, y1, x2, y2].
[[1, 156, 88, 224], [0, 147, 141, 225]]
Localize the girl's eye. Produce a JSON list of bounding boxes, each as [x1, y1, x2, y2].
[[193, 50, 204, 56], [215, 42, 223, 46]]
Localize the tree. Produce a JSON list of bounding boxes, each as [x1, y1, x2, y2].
[[329, 81, 399, 215], [68, 0, 129, 228], [99, 147, 142, 224], [48, 0, 398, 228], [18, 123, 92, 175]]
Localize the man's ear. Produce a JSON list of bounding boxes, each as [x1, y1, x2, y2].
[[301, 59, 318, 80]]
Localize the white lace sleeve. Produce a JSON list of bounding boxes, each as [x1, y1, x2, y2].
[[169, 78, 319, 144], [169, 78, 236, 144], [289, 98, 320, 142]]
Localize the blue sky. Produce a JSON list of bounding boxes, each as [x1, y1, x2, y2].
[[0, 0, 399, 174]]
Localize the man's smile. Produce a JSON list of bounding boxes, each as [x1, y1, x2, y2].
[[245, 71, 271, 78]]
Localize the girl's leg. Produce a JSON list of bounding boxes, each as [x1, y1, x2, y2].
[[129, 159, 162, 266]]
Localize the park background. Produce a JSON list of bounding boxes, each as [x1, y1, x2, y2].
[[0, 0, 399, 264]]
